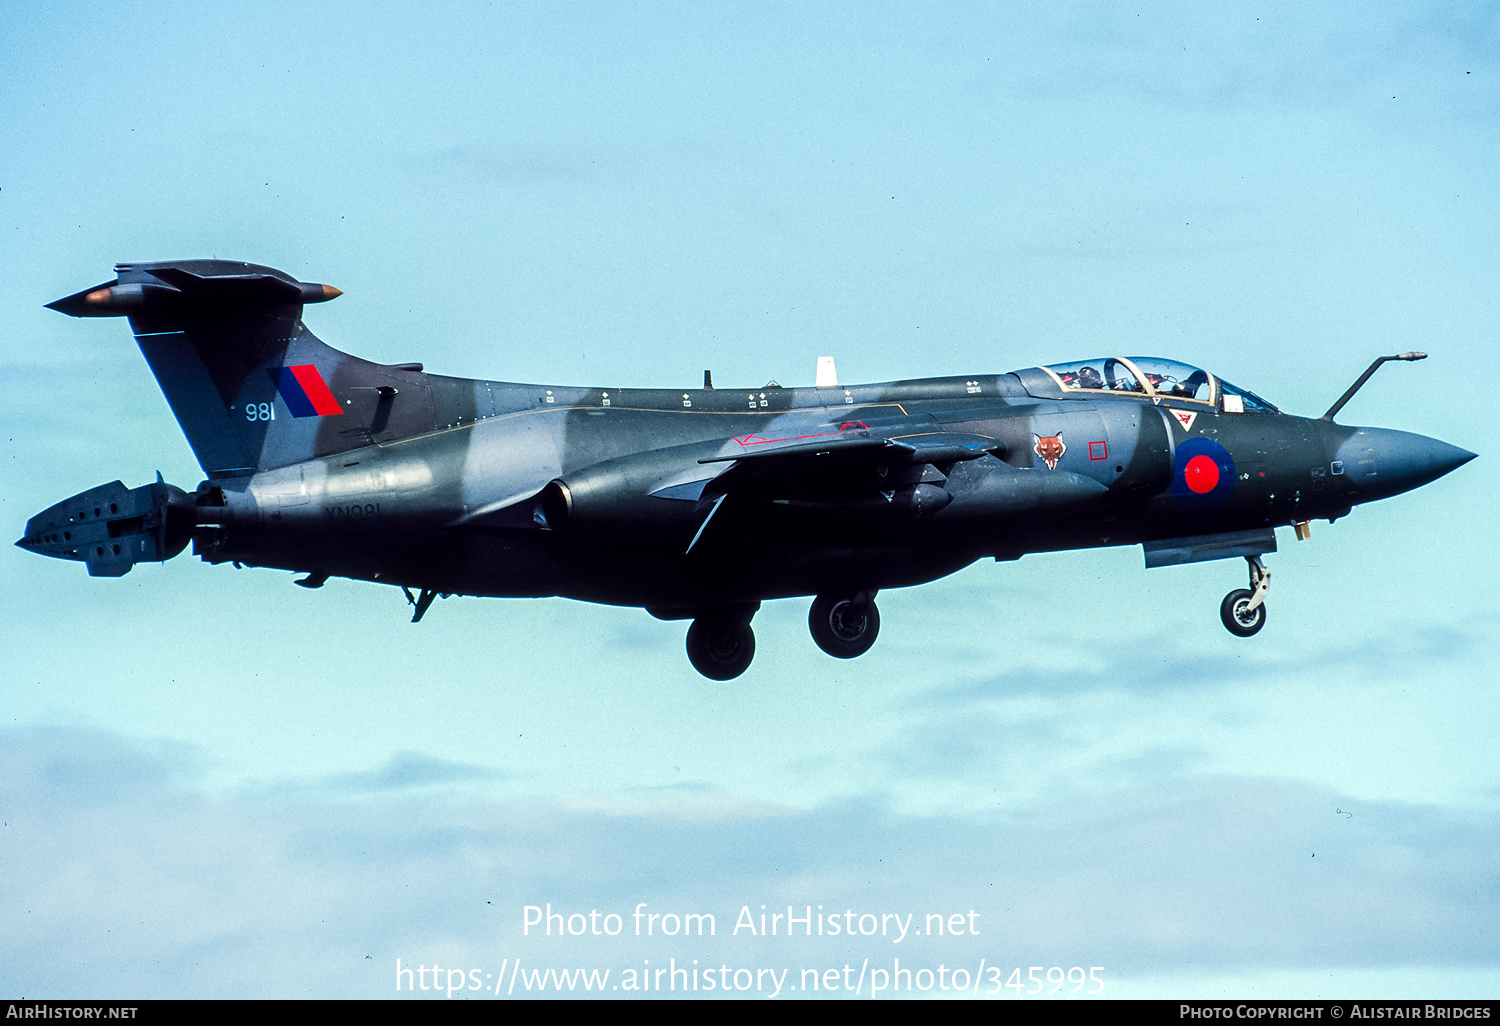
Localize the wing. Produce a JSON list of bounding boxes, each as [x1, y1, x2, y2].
[[696, 415, 1002, 516]]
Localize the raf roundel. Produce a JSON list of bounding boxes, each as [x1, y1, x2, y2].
[[1171, 437, 1235, 503]]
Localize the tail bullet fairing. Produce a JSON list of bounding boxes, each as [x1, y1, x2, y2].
[[21, 261, 1477, 679]]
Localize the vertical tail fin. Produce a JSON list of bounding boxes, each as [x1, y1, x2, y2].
[[48, 260, 435, 477]]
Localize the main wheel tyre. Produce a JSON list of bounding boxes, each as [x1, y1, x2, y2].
[[1220, 589, 1267, 637], [686, 617, 756, 680], [809, 594, 881, 659]]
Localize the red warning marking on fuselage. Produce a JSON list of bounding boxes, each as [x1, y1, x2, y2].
[[1171, 409, 1198, 431], [733, 430, 842, 448]]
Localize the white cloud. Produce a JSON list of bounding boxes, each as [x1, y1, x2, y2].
[[2, 727, 1496, 998]]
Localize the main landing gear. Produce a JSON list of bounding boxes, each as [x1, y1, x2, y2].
[[808, 591, 880, 659], [685, 605, 757, 680], [679, 591, 884, 679], [1220, 555, 1270, 637]]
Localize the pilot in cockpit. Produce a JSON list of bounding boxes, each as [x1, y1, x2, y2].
[[1074, 365, 1103, 390]]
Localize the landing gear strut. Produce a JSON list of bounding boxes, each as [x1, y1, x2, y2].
[[1220, 556, 1270, 637], [686, 606, 757, 680], [809, 591, 881, 658], [403, 586, 444, 623]]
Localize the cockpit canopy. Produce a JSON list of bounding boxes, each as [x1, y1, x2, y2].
[[1015, 356, 1277, 413]]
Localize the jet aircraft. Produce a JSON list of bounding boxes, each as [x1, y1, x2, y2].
[[20, 260, 1476, 679]]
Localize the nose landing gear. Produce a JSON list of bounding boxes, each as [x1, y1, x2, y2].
[[1220, 555, 1270, 637]]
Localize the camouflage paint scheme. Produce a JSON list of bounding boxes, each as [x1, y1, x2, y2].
[[19, 261, 1476, 677]]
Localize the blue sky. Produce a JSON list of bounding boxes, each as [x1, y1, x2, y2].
[[2, 1, 1497, 999]]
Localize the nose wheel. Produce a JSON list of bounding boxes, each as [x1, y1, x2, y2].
[[809, 591, 881, 658], [1220, 556, 1270, 637]]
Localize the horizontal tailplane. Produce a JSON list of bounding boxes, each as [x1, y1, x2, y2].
[[48, 261, 437, 477]]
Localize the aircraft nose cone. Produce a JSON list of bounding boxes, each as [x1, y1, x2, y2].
[[1335, 427, 1476, 502]]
